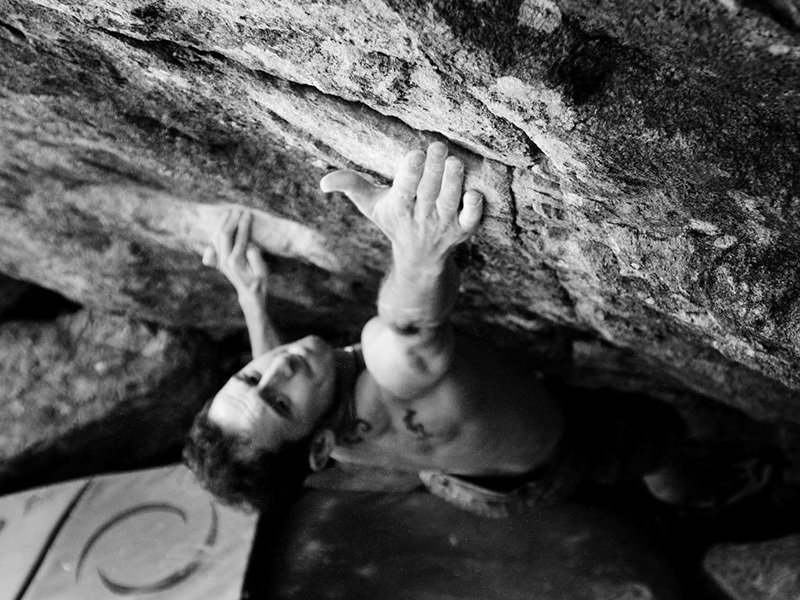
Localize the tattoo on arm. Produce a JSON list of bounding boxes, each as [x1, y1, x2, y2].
[[403, 409, 432, 439], [340, 418, 372, 445]]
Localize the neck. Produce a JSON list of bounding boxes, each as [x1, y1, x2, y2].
[[320, 346, 361, 436]]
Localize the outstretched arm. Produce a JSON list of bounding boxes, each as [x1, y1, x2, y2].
[[321, 142, 483, 396], [203, 210, 282, 357]]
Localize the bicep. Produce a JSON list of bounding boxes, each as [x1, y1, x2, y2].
[[360, 316, 455, 399]]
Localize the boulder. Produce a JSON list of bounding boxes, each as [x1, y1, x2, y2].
[[704, 535, 800, 600], [0, 309, 222, 493], [1, 1, 799, 424]]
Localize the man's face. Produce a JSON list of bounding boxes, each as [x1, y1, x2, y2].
[[208, 335, 337, 450]]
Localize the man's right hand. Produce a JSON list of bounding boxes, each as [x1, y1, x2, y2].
[[320, 142, 483, 268]]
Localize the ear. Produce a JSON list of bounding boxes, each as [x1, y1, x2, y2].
[[308, 429, 335, 472]]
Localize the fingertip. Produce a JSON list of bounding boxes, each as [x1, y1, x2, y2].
[[445, 155, 463, 172], [427, 141, 447, 159], [459, 191, 484, 231], [464, 189, 483, 205], [406, 149, 426, 168]]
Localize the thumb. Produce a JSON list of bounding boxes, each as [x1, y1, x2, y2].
[[320, 170, 381, 217]]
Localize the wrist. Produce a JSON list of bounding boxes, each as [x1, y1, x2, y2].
[[391, 248, 449, 278], [238, 292, 267, 315]]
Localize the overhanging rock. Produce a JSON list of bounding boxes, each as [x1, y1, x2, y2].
[[1, 0, 799, 423]]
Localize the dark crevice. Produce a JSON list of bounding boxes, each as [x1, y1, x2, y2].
[[0, 284, 82, 324], [416, 44, 544, 166], [505, 166, 523, 241], [0, 20, 27, 43], [98, 28, 229, 70], [742, 0, 800, 32]]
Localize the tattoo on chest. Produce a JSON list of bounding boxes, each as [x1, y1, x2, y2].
[[340, 418, 372, 445], [403, 409, 432, 439]]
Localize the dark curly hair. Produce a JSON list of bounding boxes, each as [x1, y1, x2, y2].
[[183, 400, 313, 514]]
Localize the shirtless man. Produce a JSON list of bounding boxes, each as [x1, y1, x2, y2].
[[184, 142, 566, 517]]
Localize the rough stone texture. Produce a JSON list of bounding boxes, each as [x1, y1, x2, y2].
[[253, 490, 685, 599], [0, 309, 222, 493], [704, 535, 800, 600], [1, 0, 800, 425]]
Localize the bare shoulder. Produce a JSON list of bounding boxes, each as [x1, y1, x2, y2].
[[360, 315, 455, 400], [360, 318, 549, 406]]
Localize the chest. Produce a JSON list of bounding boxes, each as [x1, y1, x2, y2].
[[336, 372, 479, 466]]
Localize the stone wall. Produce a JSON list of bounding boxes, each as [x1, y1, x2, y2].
[[1, 0, 799, 427]]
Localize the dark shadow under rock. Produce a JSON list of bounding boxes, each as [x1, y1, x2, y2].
[[704, 534, 800, 600], [0, 273, 31, 320], [0, 309, 224, 494], [0, 278, 81, 323], [247, 489, 686, 600]]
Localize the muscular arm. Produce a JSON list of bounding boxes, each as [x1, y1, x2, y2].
[[322, 143, 483, 397]]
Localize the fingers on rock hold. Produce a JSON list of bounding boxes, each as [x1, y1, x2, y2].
[[437, 156, 464, 217], [391, 150, 426, 209], [247, 245, 268, 277], [232, 211, 252, 256], [218, 208, 241, 255], [459, 190, 484, 231], [416, 142, 448, 206]]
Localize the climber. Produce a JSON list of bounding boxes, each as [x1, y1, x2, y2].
[[183, 142, 775, 517], [183, 141, 579, 517]]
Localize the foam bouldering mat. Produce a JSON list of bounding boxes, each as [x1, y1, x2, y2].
[[1, 464, 257, 600], [0, 478, 88, 600]]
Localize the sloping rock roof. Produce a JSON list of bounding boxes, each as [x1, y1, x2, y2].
[[1, 0, 799, 423]]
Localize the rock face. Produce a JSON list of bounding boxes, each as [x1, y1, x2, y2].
[[1, 0, 800, 424], [704, 535, 800, 600], [0, 309, 221, 493]]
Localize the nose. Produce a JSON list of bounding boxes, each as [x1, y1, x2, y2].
[[256, 356, 294, 389], [299, 335, 329, 357]]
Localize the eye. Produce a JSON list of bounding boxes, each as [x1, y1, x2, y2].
[[263, 390, 292, 418], [283, 354, 302, 376], [234, 372, 261, 387]]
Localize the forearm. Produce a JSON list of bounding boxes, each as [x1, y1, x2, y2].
[[240, 298, 281, 357], [377, 251, 460, 332]]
